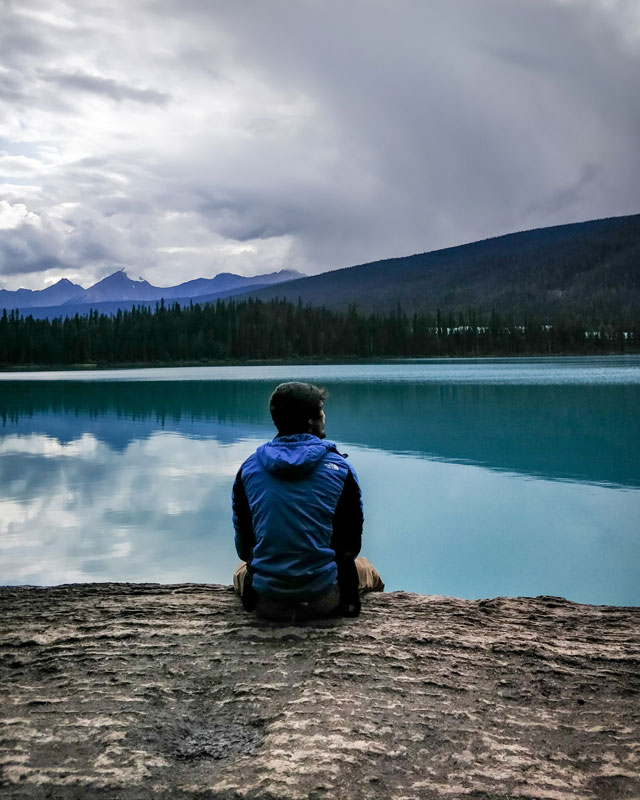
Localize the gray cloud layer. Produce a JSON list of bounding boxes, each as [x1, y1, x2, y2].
[[0, 0, 639, 289], [43, 71, 170, 105]]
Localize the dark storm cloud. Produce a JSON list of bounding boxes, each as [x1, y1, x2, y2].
[[526, 163, 602, 218], [0, 0, 639, 289], [0, 72, 28, 104], [101, 199, 154, 217], [196, 188, 333, 241], [43, 71, 170, 106], [477, 43, 557, 72], [154, 0, 640, 265], [0, 224, 64, 276], [0, 19, 56, 64]]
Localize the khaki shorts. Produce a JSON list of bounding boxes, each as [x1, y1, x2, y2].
[[233, 557, 384, 597]]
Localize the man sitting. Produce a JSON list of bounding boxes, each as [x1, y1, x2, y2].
[[232, 381, 383, 621]]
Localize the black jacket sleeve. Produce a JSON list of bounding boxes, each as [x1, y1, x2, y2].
[[331, 467, 364, 617], [232, 468, 255, 563], [330, 467, 363, 558]]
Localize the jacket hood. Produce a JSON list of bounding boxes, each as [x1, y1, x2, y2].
[[256, 434, 336, 480]]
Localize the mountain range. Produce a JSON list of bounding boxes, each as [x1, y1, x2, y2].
[[0, 269, 304, 319], [2, 213, 639, 322]]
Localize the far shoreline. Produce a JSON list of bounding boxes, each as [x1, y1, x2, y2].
[[1, 351, 639, 373]]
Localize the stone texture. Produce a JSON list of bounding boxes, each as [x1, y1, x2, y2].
[[1, 584, 639, 799]]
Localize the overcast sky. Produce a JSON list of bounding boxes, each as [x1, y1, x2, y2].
[[1, 0, 639, 290]]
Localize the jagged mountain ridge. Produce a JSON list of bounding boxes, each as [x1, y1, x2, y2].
[[0, 269, 304, 312], [0, 277, 85, 309]]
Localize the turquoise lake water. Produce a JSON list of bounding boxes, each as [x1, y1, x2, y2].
[[1, 356, 639, 605]]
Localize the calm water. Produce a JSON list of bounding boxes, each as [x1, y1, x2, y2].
[[1, 357, 639, 605]]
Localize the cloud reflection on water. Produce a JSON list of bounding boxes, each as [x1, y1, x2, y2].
[[1, 432, 260, 586]]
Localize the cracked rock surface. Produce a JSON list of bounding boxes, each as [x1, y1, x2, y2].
[[1, 584, 639, 799]]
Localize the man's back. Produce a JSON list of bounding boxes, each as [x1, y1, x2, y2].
[[233, 432, 362, 600], [231, 381, 380, 620]]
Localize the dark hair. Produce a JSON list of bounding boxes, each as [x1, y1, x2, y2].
[[269, 382, 327, 435]]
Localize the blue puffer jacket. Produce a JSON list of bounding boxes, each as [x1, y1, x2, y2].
[[233, 433, 360, 600]]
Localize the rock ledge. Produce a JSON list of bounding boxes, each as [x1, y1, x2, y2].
[[1, 584, 639, 799]]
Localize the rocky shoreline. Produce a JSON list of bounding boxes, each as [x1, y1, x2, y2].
[[1, 583, 639, 799]]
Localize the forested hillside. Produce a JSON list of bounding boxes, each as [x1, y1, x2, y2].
[[242, 214, 640, 321], [1, 298, 635, 367]]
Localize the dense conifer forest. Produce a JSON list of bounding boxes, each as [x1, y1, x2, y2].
[[0, 297, 636, 367]]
